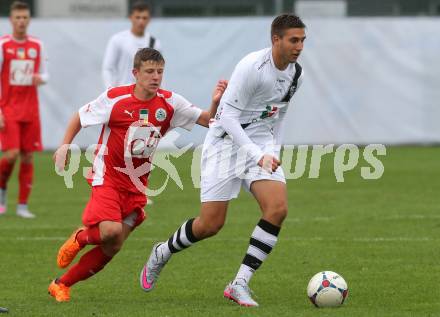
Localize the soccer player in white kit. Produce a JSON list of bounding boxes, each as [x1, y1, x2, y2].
[[140, 14, 306, 307], [102, 1, 161, 88]]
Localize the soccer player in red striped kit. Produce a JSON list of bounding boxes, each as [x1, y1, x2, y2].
[[48, 47, 227, 302], [0, 1, 49, 218]]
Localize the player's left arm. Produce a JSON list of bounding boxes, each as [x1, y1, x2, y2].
[[33, 42, 49, 86], [196, 80, 228, 127]]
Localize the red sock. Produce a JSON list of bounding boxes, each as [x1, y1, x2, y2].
[[59, 246, 112, 287], [0, 158, 15, 189], [18, 162, 33, 204], [76, 226, 102, 247]]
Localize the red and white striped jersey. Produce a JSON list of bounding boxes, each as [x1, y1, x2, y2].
[[0, 35, 49, 121], [78, 84, 202, 193]]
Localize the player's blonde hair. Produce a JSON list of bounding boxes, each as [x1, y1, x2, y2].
[[133, 48, 165, 69]]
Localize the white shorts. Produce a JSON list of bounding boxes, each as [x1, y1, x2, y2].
[[200, 132, 285, 202]]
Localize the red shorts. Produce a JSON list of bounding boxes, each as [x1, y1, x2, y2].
[[0, 119, 42, 152], [82, 184, 147, 228]]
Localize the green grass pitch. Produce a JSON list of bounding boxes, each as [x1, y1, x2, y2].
[[0, 146, 439, 316]]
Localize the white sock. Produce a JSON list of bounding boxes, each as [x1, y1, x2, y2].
[[234, 265, 254, 285], [17, 204, 28, 211], [233, 219, 280, 285]]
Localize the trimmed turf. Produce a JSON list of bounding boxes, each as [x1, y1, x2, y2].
[[0, 146, 439, 316]]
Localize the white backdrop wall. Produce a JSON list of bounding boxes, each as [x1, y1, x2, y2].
[[0, 17, 439, 149]]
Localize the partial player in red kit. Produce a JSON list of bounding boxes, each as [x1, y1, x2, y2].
[[48, 47, 227, 302], [0, 1, 49, 218]]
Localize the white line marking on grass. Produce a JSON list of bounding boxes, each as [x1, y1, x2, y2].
[[384, 215, 440, 220], [10, 236, 437, 242]]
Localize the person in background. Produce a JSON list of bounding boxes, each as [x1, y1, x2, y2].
[[0, 1, 49, 218], [102, 1, 161, 205], [102, 1, 161, 88]]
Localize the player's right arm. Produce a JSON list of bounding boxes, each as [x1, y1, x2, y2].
[[53, 91, 113, 170], [102, 35, 120, 88], [218, 57, 280, 172], [53, 112, 82, 171]]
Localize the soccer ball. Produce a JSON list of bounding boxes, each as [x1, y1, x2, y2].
[[307, 271, 348, 308]]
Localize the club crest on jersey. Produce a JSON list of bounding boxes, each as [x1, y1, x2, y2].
[[17, 48, 26, 59], [139, 109, 149, 125], [28, 48, 37, 59], [155, 108, 167, 122]]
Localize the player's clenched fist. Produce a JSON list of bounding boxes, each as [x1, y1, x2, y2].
[[258, 154, 281, 173]]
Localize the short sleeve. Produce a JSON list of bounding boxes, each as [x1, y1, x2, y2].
[[170, 93, 202, 131], [78, 91, 113, 128], [219, 56, 259, 111]]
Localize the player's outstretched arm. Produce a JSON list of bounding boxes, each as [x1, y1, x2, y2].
[[196, 79, 228, 127], [53, 112, 82, 170]]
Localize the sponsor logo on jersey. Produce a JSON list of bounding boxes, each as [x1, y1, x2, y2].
[[28, 48, 37, 59], [17, 48, 26, 59], [139, 109, 149, 125], [6, 48, 14, 55], [260, 105, 278, 119], [155, 108, 167, 122], [124, 109, 134, 118]]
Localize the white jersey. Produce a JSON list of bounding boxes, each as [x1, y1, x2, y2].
[[200, 47, 304, 202], [211, 47, 303, 146], [102, 30, 162, 88]]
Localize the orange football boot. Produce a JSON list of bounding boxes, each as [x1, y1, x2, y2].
[[57, 227, 85, 268], [48, 280, 70, 302]]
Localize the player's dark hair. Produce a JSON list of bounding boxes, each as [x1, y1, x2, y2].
[[10, 1, 30, 12], [130, 1, 150, 15], [271, 14, 306, 38], [134, 48, 164, 69]]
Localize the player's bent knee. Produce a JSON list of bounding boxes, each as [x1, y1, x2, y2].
[[206, 221, 224, 237], [197, 220, 224, 238], [263, 203, 288, 225], [100, 225, 123, 243]]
